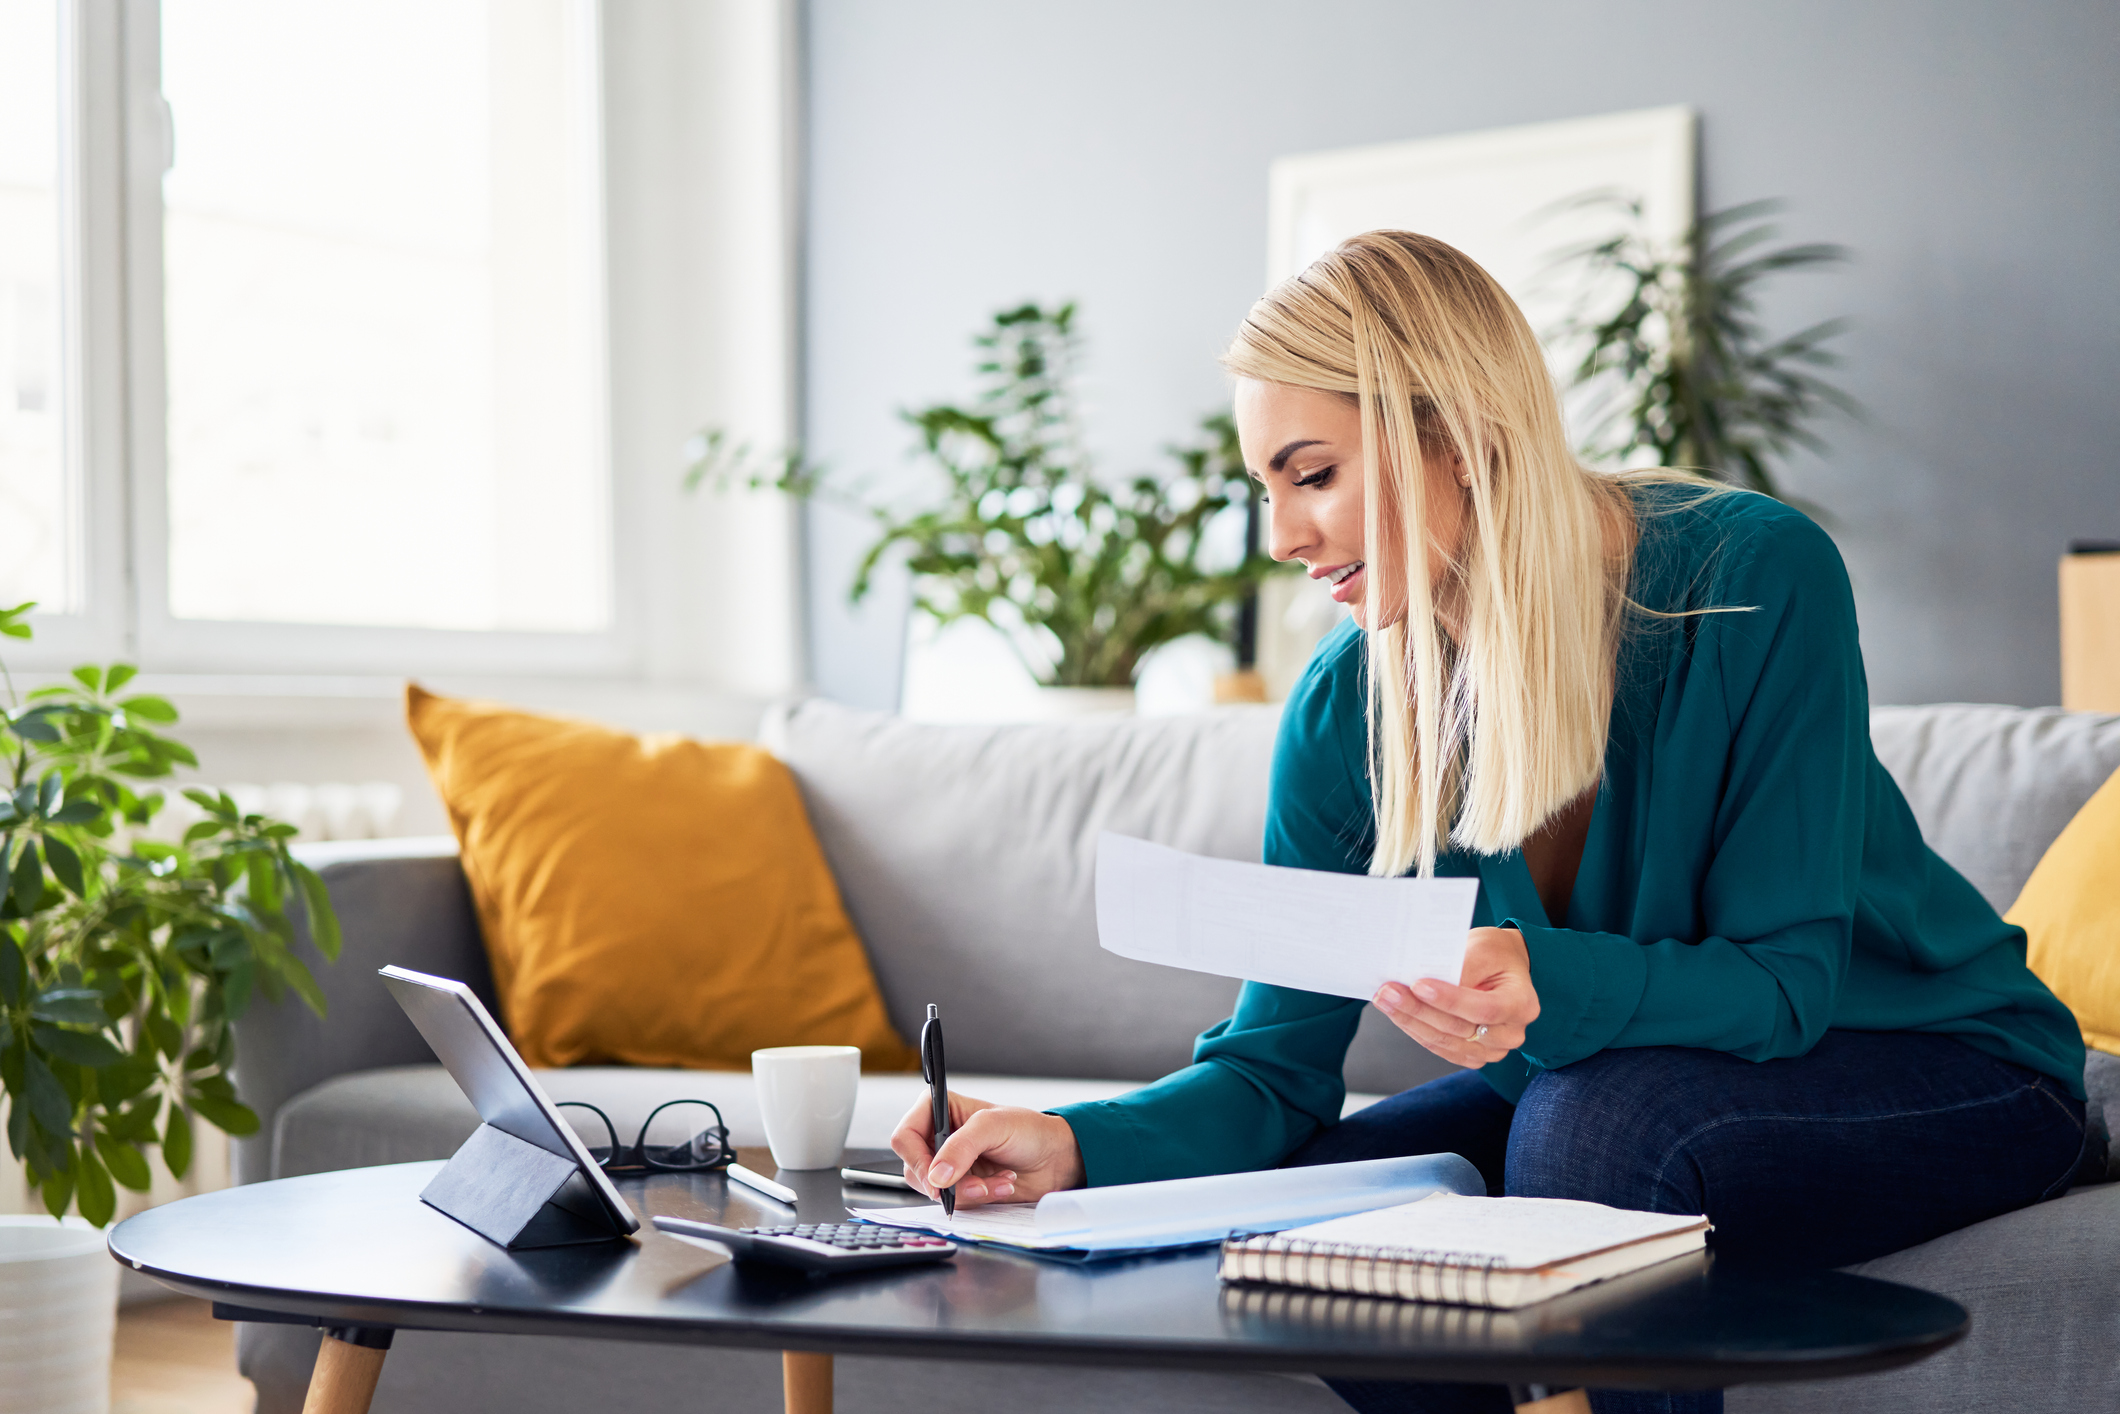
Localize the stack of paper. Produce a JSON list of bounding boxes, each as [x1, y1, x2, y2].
[[850, 1153, 1483, 1259]]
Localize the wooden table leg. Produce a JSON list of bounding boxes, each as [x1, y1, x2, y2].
[[1513, 1389, 1591, 1414], [302, 1328, 392, 1414], [783, 1350, 833, 1414]]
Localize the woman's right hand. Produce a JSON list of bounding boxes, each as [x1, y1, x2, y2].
[[889, 1092, 1086, 1208]]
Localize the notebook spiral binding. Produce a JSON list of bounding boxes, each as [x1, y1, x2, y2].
[[1221, 1234, 1507, 1306]]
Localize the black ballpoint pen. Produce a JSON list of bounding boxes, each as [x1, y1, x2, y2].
[[921, 1003, 956, 1216]]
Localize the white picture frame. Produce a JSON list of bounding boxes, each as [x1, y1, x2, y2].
[[1267, 104, 1698, 310]]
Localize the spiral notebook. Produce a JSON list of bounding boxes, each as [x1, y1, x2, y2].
[[1218, 1193, 1709, 1309]]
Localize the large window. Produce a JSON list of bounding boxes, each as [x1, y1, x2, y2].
[[160, 0, 610, 633], [0, 1, 799, 690], [1, 0, 639, 676]]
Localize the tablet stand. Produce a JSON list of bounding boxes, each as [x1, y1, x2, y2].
[[420, 1123, 627, 1249]]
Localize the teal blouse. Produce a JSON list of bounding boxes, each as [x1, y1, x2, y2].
[[1053, 485, 2085, 1188]]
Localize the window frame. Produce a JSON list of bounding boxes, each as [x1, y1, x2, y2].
[[12, 0, 130, 667]]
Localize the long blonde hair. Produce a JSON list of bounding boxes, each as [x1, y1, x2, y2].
[[1225, 230, 1639, 878]]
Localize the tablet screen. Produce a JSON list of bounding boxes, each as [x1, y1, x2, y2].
[[380, 965, 639, 1234]]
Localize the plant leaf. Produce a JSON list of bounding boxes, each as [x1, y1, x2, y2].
[[270, 950, 328, 1018], [74, 1143, 115, 1225], [94, 1131, 153, 1192], [0, 932, 24, 1004], [11, 838, 43, 913], [208, 931, 249, 970], [163, 1104, 193, 1179], [117, 694, 177, 724], [23, 1050, 74, 1133], [104, 1093, 162, 1141], [43, 836, 85, 896], [31, 988, 108, 1027], [221, 960, 253, 1021], [185, 1090, 259, 1137], [10, 709, 60, 742], [38, 1146, 75, 1218], [32, 1024, 123, 1068], [99, 1049, 159, 1104], [294, 863, 341, 962]]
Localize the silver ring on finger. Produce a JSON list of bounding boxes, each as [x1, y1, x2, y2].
[[1473, 1024, 1490, 1041]]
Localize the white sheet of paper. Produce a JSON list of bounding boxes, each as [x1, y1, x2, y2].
[[849, 1202, 1080, 1249], [1094, 833, 1479, 1000]]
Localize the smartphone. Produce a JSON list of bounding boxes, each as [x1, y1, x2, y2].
[[840, 1158, 915, 1190]]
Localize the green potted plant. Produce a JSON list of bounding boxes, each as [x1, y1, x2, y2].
[[0, 601, 339, 1226], [1547, 196, 1859, 507], [690, 303, 1282, 709]]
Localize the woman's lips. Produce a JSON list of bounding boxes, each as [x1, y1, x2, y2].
[[1325, 562, 1365, 604]]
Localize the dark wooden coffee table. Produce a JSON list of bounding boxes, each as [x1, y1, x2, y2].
[[107, 1156, 1966, 1414]]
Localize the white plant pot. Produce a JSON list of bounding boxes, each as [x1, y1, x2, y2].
[[0, 1217, 119, 1414], [1027, 686, 1137, 719]]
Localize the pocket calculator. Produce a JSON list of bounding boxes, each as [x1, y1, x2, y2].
[[651, 1215, 957, 1272]]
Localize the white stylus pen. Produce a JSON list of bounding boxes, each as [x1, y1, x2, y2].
[[727, 1162, 798, 1206]]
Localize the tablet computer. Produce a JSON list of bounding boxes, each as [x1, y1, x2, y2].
[[379, 965, 640, 1236]]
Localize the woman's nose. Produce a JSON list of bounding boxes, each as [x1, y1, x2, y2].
[[1265, 498, 1311, 564]]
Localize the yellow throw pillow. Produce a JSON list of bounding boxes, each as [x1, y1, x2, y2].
[[2007, 764, 2120, 1057], [406, 686, 916, 1072]]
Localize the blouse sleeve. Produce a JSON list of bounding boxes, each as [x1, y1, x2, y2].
[[1512, 508, 1870, 1069], [1050, 623, 1372, 1185]]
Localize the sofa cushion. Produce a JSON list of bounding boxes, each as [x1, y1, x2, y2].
[[407, 686, 916, 1071], [1730, 1182, 2120, 1414], [760, 699, 1456, 1098], [2006, 762, 2120, 1055], [269, 1065, 1388, 1181], [1870, 705, 2120, 912]]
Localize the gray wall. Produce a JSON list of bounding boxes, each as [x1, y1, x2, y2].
[[801, 0, 2120, 710]]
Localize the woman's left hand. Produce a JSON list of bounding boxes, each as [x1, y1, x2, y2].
[[1373, 926, 1540, 1068]]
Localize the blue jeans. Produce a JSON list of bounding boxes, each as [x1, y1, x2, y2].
[[1289, 1031, 2095, 1414]]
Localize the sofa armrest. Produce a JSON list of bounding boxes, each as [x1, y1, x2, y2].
[[229, 837, 494, 1184]]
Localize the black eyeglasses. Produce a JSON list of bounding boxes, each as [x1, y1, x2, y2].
[[556, 1099, 734, 1174]]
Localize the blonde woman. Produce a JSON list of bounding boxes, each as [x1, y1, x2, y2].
[[894, 233, 2096, 1414]]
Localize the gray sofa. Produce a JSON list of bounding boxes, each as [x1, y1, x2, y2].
[[233, 700, 2120, 1414]]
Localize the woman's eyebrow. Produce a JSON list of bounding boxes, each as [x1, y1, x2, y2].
[[1269, 439, 1326, 473]]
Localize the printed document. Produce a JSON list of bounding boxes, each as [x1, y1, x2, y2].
[[1094, 832, 1479, 1000], [852, 1152, 1483, 1255]]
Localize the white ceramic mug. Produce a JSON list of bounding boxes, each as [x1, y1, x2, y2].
[[751, 1045, 861, 1170]]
